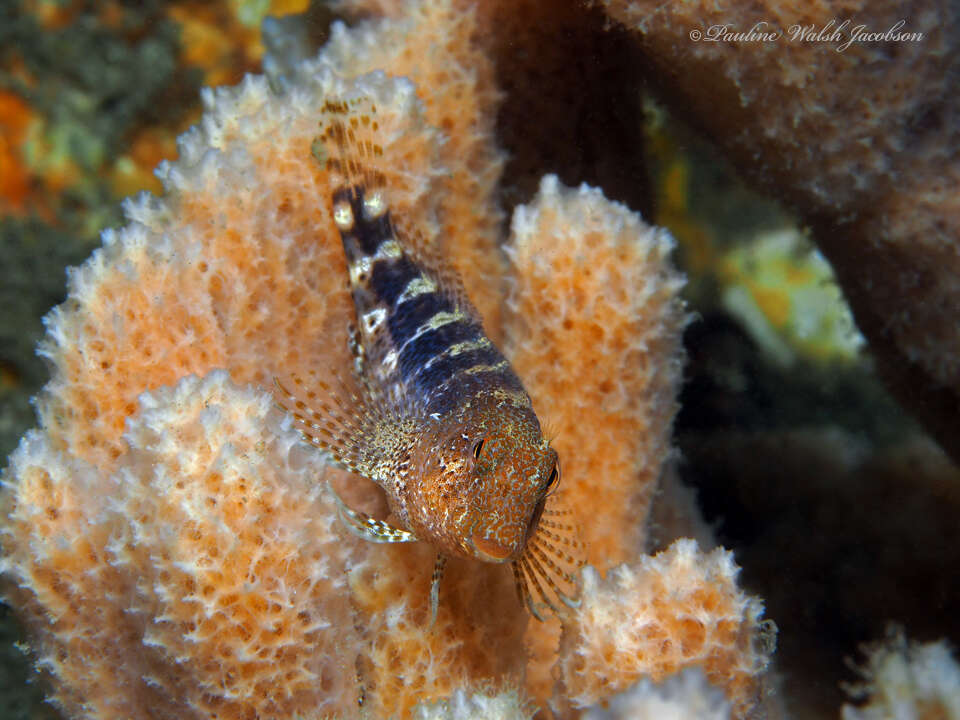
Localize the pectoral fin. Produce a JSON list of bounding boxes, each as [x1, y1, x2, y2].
[[328, 484, 417, 544]]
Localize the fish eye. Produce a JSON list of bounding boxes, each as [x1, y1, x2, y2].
[[545, 462, 560, 494], [472, 438, 486, 459]]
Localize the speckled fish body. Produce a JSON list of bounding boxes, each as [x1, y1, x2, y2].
[[276, 100, 581, 619], [331, 182, 556, 564]]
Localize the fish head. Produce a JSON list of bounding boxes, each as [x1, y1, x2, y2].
[[410, 403, 559, 563]]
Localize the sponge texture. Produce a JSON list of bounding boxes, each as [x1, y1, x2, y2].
[[2, 372, 363, 718], [558, 540, 772, 718], [505, 176, 687, 569]]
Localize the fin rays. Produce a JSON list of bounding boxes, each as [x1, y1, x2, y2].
[[513, 496, 586, 621], [273, 367, 404, 477], [328, 484, 417, 544]]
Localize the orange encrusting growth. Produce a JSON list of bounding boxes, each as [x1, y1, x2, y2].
[[0, 90, 33, 213], [4, 64, 536, 719], [112, 375, 362, 719]]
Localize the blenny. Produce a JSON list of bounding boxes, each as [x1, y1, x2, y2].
[[276, 97, 581, 621]]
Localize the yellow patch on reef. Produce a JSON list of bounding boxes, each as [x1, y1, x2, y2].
[[663, 160, 689, 214], [269, 0, 310, 15], [750, 284, 791, 329], [644, 105, 721, 279], [22, 118, 83, 195], [108, 127, 180, 198], [785, 264, 815, 285], [167, 2, 264, 86], [26, 0, 78, 29], [721, 230, 864, 365]]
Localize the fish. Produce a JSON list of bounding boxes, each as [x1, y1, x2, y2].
[[275, 95, 582, 622]]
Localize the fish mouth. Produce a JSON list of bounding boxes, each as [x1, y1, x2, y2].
[[471, 533, 513, 563]]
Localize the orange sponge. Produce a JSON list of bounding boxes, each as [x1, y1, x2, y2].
[[558, 539, 774, 719], [505, 176, 688, 570], [3, 372, 364, 718], [0, 1, 773, 716]]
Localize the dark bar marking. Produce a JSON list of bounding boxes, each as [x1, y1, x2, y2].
[[397, 321, 482, 380], [388, 294, 457, 347], [413, 346, 506, 392], [426, 367, 525, 415], [368, 256, 421, 306]]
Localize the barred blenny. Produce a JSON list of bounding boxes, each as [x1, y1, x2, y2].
[[276, 97, 581, 621]]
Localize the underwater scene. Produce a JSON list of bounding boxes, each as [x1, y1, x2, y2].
[[1, 1, 957, 718]]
